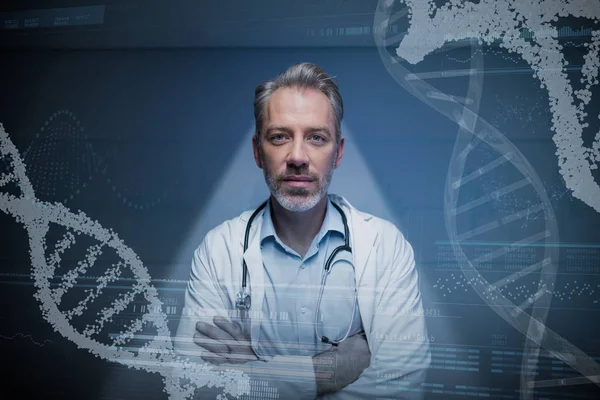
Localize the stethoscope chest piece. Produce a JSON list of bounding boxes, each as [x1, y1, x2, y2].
[[236, 289, 251, 310]]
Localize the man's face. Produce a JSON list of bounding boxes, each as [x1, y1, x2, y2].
[[253, 87, 344, 212]]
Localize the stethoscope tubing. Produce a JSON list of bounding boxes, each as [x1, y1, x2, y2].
[[239, 198, 356, 345]]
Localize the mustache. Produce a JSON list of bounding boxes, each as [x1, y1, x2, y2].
[[278, 170, 317, 181]]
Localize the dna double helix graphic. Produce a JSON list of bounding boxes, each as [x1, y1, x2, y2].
[[0, 123, 248, 400], [373, 0, 600, 398], [20, 108, 173, 209]]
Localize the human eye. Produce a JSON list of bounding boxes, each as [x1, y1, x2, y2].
[[270, 133, 287, 143], [310, 135, 325, 143]]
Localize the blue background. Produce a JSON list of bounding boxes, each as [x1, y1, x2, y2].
[[0, 1, 599, 399]]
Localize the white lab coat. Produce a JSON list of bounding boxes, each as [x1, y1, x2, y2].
[[174, 193, 431, 399]]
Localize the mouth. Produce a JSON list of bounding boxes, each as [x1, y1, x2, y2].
[[282, 176, 314, 187], [283, 176, 313, 182]]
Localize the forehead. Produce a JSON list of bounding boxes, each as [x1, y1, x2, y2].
[[264, 87, 334, 129]]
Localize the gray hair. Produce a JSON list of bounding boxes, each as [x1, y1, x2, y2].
[[253, 62, 343, 145]]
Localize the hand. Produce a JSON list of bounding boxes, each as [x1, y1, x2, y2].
[[193, 315, 258, 364], [313, 332, 371, 395]]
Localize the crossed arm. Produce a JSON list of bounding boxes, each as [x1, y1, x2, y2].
[[173, 238, 370, 399], [315, 228, 432, 399], [174, 225, 431, 399], [193, 315, 371, 395]]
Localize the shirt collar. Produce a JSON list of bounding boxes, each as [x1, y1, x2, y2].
[[260, 196, 345, 244]]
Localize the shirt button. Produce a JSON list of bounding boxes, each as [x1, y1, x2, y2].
[[301, 306, 307, 314]]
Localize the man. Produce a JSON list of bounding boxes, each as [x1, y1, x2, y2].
[[174, 62, 431, 399]]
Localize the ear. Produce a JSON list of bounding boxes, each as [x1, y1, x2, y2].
[[252, 134, 263, 169], [334, 136, 345, 169]]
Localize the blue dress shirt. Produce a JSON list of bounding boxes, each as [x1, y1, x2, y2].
[[256, 198, 363, 358]]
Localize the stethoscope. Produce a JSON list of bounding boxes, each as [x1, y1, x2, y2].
[[235, 199, 358, 346]]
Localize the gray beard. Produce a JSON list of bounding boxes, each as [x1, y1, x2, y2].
[[261, 152, 336, 212]]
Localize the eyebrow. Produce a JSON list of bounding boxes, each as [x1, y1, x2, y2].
[[265, 126, 332, 137]]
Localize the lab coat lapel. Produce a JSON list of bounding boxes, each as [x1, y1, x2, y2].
[[348, 206, 377, 289], [329, 194, 378, 287], [240, 210, 265, 350], [341, 196, 378, 335]]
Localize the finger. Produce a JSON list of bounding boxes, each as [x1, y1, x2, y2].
[[194, 320, 256, 360], [193, 331, 229, 355], [201, 352, 229, 365], [212, 316, 246, 342], [196, 320, 236, 343], [211, 317, 260, 362], [196, 318, 258, 361], [212, 317, 257, 358], [197, 345, 256, 365], [224, 354, 256, 364]]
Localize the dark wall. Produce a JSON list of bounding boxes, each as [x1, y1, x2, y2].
[[0, 35, 599, 400]]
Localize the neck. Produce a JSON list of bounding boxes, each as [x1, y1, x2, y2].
[[269, 194, 328, 256]]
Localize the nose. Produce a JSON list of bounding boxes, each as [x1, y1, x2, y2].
[[287, 138, 309, 168]]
